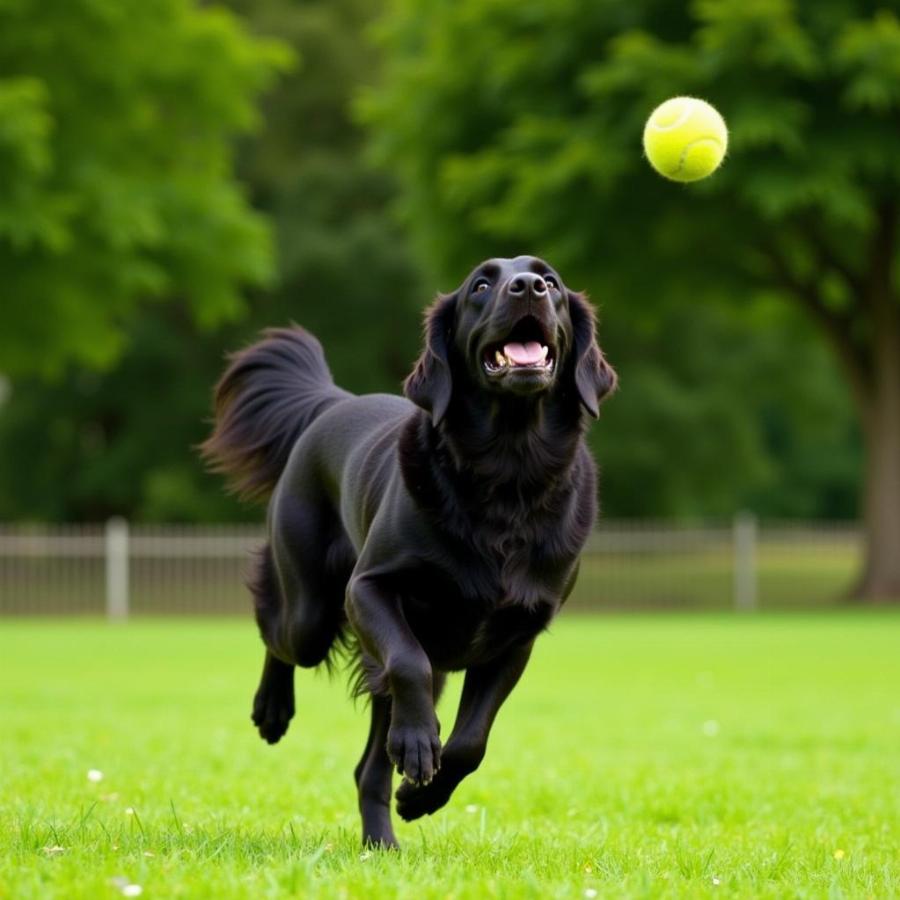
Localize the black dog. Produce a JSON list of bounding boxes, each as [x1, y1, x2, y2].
[[202, 256, 616, 847]]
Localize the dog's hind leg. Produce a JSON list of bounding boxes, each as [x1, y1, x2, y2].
[[252, 651, 295, 744], [248, 488, 354, 745], [269, 490, 352, 669], [246, 545, 296, 744], [355, 694, 398, 848]]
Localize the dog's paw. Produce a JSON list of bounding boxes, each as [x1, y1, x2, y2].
[[362, 829, 400, 851], [395, 775, 454, 821], [251, 687, 294, 745], [395, 741, 484, 820], [386, 723, 441, 786]]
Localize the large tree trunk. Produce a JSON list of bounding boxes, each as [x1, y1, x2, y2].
[[766, 210, 900, 602], [853, 303, 900, 602]]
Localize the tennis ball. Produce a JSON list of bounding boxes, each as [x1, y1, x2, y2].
[[643, 97, 728, 183]]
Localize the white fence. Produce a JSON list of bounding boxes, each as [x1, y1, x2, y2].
[[0, 518, 862, 617], [0, 522, 260, 617]]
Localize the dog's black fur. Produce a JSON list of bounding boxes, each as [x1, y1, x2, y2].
[[202, 256, 616, 847]]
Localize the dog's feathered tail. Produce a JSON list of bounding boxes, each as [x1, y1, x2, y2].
[[200, 326, 352, 501]]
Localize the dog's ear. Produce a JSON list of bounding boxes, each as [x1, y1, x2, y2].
[[567, 291, 617, 417], [404, 292, 458, 427]]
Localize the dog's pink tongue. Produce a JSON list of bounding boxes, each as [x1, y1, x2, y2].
[[503, 341, 544, 365]]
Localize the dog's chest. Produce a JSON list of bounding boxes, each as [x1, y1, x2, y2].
[[402, 538, 566, 670]]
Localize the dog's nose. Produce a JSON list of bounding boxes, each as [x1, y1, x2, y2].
[[507, 273, 548, 300]]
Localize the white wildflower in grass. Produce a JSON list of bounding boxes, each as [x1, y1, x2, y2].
[[42, 846, 65, 855], [465, 804, 479, 813], [87, 769, 104, 782], [107, 878, 143, 898], [359, 851, 372, 861], [584, 889, 598, 898], [712, 876, 721, 885], [125, 807, 135, 815], [702, 719, 720, 737]]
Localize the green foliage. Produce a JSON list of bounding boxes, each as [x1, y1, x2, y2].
[[365, 1, 900, 279], [0, 0, 874, 523], [0, 0, 290, 377], [0, 308, 242, 521], [0, 0, 429, 522], [224, 0, 427, 397], [362, 0, 900, 517]]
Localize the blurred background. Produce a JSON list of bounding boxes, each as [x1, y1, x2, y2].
[[1, 0, 899, 615]]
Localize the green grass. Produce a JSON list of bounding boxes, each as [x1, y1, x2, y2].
[[2, 614, 899, 898]]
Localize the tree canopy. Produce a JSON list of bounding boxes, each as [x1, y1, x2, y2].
[[0, 0, 289, 376], [364, 1, 899, 290], [364, 0, 900, 596], [0, 0, 427, 522], [0, 0, 877, 555]]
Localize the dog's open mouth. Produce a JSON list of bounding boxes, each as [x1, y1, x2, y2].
[[482, 316, 556, 376]]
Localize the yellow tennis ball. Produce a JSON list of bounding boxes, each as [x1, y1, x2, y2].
[[643, 97, 728, 183]]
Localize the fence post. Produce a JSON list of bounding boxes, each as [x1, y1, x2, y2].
[[105, 517, 129, 621], [733, 511, 758, 612]]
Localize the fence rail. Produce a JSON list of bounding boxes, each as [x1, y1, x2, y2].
[[0, 517, 862, 617]]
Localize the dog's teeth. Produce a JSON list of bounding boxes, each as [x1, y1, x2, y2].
[[539, 345, 548, 361], [495, 350, 506, 367]]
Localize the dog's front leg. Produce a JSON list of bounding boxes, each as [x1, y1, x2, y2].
[[346, 574, 441, 786], [396, 639, 534, 821]]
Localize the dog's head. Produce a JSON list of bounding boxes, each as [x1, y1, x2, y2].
[[405, 256, 617, 426]]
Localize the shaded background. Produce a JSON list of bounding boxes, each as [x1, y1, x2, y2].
[[1, 0, 897, 602]]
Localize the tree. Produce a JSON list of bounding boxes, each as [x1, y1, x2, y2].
[[0, 306, 244, 521], [0, 0, 866, 529], [0, 0, 289, 377], [0, 0, 428, 522], [224, 0, 428, 395], [365, 0, 900, 601]]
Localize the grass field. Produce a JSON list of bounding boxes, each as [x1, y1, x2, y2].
[[2, 614, 899, 899]]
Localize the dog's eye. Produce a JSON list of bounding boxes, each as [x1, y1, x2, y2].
[[544, 275, 559, 290], [471, 278, 491, 295]]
